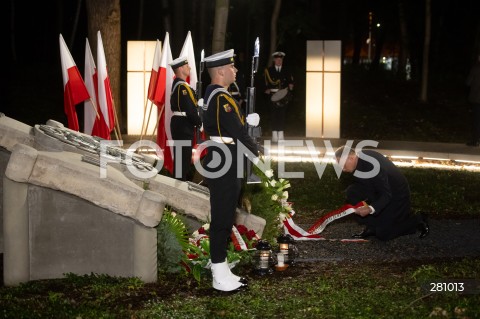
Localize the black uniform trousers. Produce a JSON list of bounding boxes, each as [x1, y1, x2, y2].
[[346, 184, 420, 241], [171, 116, 194, 181], [270, 101, 287, 131], [204, 143, 242, 263]]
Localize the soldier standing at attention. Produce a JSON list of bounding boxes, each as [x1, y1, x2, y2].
[[202, 49, 260, 292], [169, 56, 202, 181]]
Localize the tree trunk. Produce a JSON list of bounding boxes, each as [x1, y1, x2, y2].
[[212, 0, 229, 53], [85, 0, 122, 132], [197, 0, 209, 51], [69, 0, 83, 48], [420, 0, 431, 102], [172, 0, 185, 52], [268, 0, 282, 66]]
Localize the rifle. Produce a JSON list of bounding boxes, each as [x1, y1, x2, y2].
[[195, 49, 205, 145], [246, 37, 262, 184]]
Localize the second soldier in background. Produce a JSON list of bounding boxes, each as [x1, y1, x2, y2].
[[169, 56, 202, 181]]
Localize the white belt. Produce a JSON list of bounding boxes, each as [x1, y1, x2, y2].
[[210, 136, 235, 144], [173, 112, 187, 116], [270, 89, 279, 93]]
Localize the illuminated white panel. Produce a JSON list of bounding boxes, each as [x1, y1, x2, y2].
[[306, 41, 323, 71], [323, 72, 341, 137], [127, 41, 158, 135], [306, 41, 341, 138], [324, 41, 341, 71], [306, 72, 323, 137]]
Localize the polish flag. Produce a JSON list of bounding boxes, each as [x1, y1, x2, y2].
[[147, 39, 161, 103], [83, 38, 97, 135], [180, 31, 206, 156], [97, 31, 115, 138], [152, 33, 171, 108], [59, 34, 90, 131], [179, 31, 197, 89], [155, 33, 174, 175]]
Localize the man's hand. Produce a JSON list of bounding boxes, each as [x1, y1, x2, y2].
[[355, 205, 373, 217], [246, 113, 260, 126]]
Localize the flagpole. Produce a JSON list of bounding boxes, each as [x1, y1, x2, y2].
[[139, 99, 149, 140], [111, 100, 122, 141], [150, 103, 165, 141], [143, 100, 155, 140], [88, 97, 101, 119], [140, 99, 154, 141]]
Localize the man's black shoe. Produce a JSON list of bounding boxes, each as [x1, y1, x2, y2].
[[417, 213, 430, 238], [352, 227, 375, 239], [418, 221, 430, 238]]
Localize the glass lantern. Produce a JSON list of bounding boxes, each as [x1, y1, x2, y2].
[[254, 240, 274, 275], [277, 234, 297, 265]]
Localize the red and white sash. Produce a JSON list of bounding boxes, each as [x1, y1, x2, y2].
[[283, 202, 368, 241]]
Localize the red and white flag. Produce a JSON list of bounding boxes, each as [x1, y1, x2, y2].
[[147, 39, 161, 103], [59, 34, 90, 131], [180, 31, 206, 156], [97, 31, 115, 139], [179, 31, 197, 89], [155, 32, 174, 174], [83, 38, 97, 135]]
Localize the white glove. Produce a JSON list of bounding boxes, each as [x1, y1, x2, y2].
[[246, 113, 260, 127], [197, 98, 204, 108]]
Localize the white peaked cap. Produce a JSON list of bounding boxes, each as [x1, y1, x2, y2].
[[204, 49, 236, 68], [272, 51, 286, 57], [169, 56, 188, 69]]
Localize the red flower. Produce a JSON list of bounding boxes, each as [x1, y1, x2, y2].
[[198, 227, 206, 235], [236, 224, 248, 235], [246, 229, 257, 241]]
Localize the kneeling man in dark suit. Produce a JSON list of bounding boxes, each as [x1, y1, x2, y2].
[[335, 145, 429, 241]]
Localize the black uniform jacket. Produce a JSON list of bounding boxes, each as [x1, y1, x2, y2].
[[203, 84, 258, 156]]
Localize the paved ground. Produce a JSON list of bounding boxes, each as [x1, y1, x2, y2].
[[292, 215, 480, 263]]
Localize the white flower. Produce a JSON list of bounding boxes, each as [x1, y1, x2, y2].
[[192, 230, 199, 237], [269, 179, 277, 187], [202, 223, 210, 231], [171, 211, 177, 217], [265, 169, 274, 178], [284, 183, 291, 189], [265, 182, 269, 187], [282, 191, 289, 200], [271, 194, 278, 201], [279, 178, 285, 183], [278, 212, 288, 221]]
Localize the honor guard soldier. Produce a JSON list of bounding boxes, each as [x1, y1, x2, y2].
[[169, 56, 202, 181], [264, 51, 294, 142], [202, 49, 260, 292]]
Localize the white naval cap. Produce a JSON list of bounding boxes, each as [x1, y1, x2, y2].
[[204, 49, 236, 68], [272, 51, 286, 58], [169, 56, 188, 69]]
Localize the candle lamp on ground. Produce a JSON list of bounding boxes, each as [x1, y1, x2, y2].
[[254, 240, 274, 275], [277, 234, 297, 266]]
